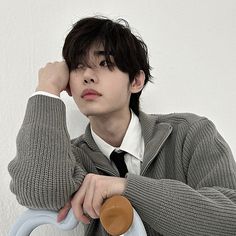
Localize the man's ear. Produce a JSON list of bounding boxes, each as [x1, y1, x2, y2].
[[130, 70, 145, 94]]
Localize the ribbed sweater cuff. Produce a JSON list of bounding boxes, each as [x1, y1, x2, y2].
[[23, 95, 67, 128], [123, 173, 164, 218]]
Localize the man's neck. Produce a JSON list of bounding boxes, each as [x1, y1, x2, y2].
[[89, 109, 131, 147]]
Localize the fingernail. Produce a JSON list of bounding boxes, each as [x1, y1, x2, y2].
[[57, 216, 62, 223]]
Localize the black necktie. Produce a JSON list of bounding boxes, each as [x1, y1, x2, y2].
[[110, 150, 128, 177]]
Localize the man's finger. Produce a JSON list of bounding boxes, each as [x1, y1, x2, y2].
[[72, 197, 91, 224], [57, 201, 71, 223], [82, 178, 99, 219], [71, 185, 90, 224], [92, 191, 104, 217]]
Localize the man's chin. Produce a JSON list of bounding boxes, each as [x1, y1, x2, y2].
[[80, 110, 103, 118]]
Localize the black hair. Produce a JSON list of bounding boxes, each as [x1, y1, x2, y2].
[[62, 16, 152, 116]]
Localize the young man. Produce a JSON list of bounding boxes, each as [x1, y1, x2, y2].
[[8, 16, 236, 235]]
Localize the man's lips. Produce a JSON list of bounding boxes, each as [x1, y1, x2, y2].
[[81, 89, 102, 98]]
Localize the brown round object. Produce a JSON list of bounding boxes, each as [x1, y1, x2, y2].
[[100, 195, 133, 236]]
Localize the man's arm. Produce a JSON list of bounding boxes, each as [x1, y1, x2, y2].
[[123, 118, 236, 235], [8, 62, 87, 210]]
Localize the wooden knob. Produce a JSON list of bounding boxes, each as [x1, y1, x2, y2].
[[100, 195, 133, 236]]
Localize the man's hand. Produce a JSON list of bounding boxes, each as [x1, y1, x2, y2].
[[57, 174, 127, 224], [36, 61, 70, 96]]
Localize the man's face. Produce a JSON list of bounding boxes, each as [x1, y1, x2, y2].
[[69, 44, 132, 118]]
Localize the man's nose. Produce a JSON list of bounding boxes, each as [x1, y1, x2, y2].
[[84, 77, 95, 84], [83, 67, 98, 84]]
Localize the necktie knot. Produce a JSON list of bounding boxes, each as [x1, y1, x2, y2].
[[110, 150, 128, 177]]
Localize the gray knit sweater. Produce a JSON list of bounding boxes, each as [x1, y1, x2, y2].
[[8, 95, 236, 236]]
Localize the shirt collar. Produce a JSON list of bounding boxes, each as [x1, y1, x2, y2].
[[91, 110, 144, 161]]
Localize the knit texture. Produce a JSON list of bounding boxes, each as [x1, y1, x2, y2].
[[8, 95, 236, 236]]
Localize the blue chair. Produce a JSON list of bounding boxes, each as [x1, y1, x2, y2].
[[9, 196, 147, 236]]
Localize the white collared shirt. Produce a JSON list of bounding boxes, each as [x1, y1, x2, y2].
[[31, 91, 145, 175], [91, 111, 144, 175]]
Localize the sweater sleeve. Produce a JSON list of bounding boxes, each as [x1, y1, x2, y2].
[[124, 118, 236, 236], [8, 95, 87, 210]]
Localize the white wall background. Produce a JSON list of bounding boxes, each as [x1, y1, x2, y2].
[[1, 0, 235, 235]]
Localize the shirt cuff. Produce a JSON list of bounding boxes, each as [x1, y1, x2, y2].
[[30, 91, 61, 100]]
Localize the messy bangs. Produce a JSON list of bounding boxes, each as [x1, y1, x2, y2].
[[62, 17, 120, 71], [64, 37, 115, 71]]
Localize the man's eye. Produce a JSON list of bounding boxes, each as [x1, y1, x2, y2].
[[100, 60, 112, 67]]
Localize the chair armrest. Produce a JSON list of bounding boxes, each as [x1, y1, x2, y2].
[[9, 196, 147, 236], [9, 208, 78, 236]]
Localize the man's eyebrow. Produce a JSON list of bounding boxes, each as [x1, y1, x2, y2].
[[94, 50, 113, 56]]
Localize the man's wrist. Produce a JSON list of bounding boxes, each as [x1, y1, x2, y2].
[[35, 85, 61, 97], [30, 91, 62, 100]]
